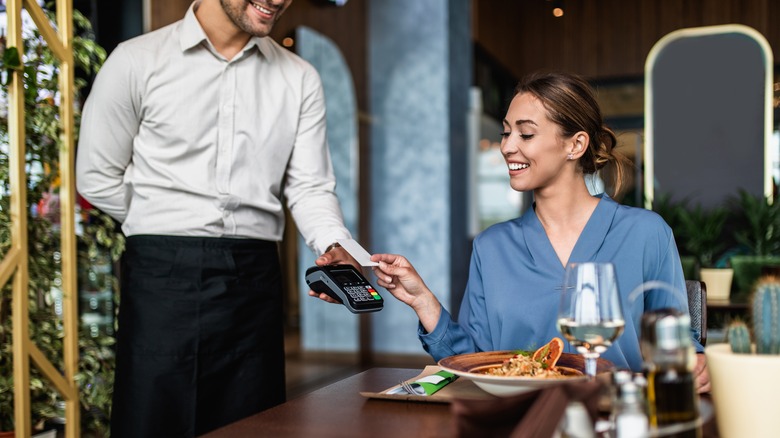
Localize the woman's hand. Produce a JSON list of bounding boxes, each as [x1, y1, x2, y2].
[[308, 244, 362, 304], [370, 254, 427, 304], [694, 353, 711, 393], [370, 253, 441, 331]]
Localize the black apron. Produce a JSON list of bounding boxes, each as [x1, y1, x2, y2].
[[111, 235, 286, 437]]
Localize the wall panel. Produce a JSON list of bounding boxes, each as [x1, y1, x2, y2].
[[769, 0, 780, 53], [473, 0, 779, 80], [600, 0, 643, 75], [150, 0, 190, 30]]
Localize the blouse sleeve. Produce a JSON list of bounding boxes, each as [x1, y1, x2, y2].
[[645, 228, 705, 353], [417, 238, 493, 361]]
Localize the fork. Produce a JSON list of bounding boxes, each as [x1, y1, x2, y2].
[[400, 380, 426, 396]]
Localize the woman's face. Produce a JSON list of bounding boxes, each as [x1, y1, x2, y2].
[[500, 92, 573, 193]]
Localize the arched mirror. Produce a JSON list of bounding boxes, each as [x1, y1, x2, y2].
[[645, 24, 774, 210]]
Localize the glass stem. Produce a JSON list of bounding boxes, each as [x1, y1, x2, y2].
[[583, 352, 599, 379]]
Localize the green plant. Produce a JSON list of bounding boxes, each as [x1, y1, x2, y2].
[[0, 6, 121, 436], [730, 189, 780, 257], [676, 204, 731, 268], [727, 276, 780, 355], [652, 193, 689, 235], [652, 194, 699, 279], [727, 321, 752, 354], [728, 187, 780, 296]]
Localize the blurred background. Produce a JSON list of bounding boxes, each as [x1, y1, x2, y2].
[[63, 0, 780, 394]]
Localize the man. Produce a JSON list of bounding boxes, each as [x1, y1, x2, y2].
[[76, 0, 356, 435]]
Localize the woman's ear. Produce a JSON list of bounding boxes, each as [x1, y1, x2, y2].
[[569, 131, 589, 159]]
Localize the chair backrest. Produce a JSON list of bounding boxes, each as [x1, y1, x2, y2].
[[685, 280, 707, 346]]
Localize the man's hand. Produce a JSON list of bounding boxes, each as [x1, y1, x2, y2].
[[308, 244, 362, 304]]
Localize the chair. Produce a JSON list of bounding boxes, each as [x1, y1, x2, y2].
[[686, 280, 707, 346]]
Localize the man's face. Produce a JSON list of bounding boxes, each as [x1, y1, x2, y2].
[[220, 0, 293, 37]]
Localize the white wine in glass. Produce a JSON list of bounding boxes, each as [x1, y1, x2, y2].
[[557, 262, 625, 378]]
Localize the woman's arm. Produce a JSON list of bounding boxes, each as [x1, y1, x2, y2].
[[370, 253, 442, 332]]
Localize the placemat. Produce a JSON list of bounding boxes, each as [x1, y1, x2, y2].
[[360, 365, 496, 403]]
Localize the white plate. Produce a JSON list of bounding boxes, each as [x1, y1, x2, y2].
[[438, 350, 614, 396]]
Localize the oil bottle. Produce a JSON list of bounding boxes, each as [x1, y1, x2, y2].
[[640, 308, 701, 438]]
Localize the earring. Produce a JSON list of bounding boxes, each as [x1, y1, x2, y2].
[[567, 153, 574, 160]]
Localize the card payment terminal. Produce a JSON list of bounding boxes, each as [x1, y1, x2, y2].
[[305, 265, 383, 313]]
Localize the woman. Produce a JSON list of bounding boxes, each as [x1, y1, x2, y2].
[[315, 71, 710, 393]]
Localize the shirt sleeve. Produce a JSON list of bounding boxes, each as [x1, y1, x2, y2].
[[282, 63, 350, 254], [76, 44, 140, 223]]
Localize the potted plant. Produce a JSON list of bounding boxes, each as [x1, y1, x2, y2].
[[0, 7, 120, 436], [705, 276, 780, 438], [676, 204, 733, 301], [652, 193, 697, 280], [727, 188, 780, 300]]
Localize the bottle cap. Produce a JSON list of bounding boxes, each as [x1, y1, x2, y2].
[[654, 311, 691, 350], [619, 381, 642, 404], [640, 308, 694, 368], [612, 369, 633, 386]]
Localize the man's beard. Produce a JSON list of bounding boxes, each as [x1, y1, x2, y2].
[[220, 0, 277, 38]]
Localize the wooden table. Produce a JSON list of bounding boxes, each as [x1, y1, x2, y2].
[[707, 297, 749, 311], [202, 368, 452, 437], [202, 367, 719, 438]]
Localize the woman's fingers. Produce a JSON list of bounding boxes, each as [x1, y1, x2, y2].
[[371, 265, 393, 284]]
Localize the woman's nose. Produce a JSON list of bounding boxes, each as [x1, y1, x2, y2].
[[500, 138, 517, 156]]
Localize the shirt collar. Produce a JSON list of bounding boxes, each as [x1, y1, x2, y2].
[[180, 1, 208, 52], [179, 1, 272, 59]]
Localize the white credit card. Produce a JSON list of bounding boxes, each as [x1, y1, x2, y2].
[[337, 238, 379, 266]]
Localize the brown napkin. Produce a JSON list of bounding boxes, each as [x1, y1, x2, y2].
[[450, 379, 605, 438]]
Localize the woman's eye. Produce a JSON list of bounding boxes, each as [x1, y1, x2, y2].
[[500, 132, 534, 139]]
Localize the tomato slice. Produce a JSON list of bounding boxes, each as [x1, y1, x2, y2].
[[532, 337, 564, 368]]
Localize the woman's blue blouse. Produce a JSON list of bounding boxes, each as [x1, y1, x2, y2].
[[419, 194, 703, 371]]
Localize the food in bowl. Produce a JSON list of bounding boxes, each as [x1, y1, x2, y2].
[[483, 337, 582, 378]]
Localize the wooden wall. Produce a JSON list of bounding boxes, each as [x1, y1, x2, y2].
[[151, 1, 778, 82], [472, 0, 779, 80], [149, 0, 192, 31]]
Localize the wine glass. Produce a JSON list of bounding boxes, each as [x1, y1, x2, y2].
[[557, 262, 625, 379]]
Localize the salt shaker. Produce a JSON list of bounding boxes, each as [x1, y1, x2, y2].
[[614, 380, 649, 438], [609, 370, 634, 423]]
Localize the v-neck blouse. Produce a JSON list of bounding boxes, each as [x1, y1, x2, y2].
[[419, 194, 703, 371]]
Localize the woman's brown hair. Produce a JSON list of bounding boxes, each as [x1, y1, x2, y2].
[[514, 71, 631, 198]]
